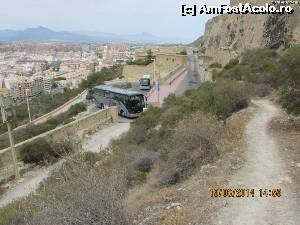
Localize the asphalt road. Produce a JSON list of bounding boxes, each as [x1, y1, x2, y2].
[[174, 53, 200, 96], [130, 82, 150, 96], [130, 53, 200, 100]]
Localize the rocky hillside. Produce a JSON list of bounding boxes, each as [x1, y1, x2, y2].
[[201, 0, 300, 65]]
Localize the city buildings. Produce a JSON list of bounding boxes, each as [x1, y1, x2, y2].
[[9, 76, 50, 99], [0, 42, 139, 98]]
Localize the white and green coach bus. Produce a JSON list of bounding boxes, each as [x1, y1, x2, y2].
[[90, 85, 146, 118]]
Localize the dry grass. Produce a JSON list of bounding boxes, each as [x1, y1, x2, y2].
[[127, 185, 176, 214], [156, 209, 186, 225], [155, 112, 223, 187], [223, 107, 254, 154], [13, 155, 131, 225]]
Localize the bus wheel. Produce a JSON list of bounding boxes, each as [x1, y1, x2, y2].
[[119, 110, 124, 117]]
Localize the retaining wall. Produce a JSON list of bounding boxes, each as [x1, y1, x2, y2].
[[0, 107, 118, 169]]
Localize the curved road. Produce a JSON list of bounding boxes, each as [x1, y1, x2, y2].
[[175, 53, 200, 96], [147, 53, 201, 105]]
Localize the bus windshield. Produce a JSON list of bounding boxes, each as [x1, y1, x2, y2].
[[140, 78, 150, 86], [125, 95, 145, 113]]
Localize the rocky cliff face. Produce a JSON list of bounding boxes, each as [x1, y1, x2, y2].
[[201, 0, 300, 65]]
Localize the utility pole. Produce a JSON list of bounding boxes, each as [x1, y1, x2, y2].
[[0, 104, 20, 180], [25, 89, 32, 122], [153, 57, 156, 83], [6, 120, 20, 180], [157, 82, 160, 103]]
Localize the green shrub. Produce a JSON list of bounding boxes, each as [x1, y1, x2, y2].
[[199, 46, 206, 54], [128, 171, 147, 185], [80, 64, 124, 88], [135, 106, 162, 128], [209, 62, 222, 68], [156, 113, 221, 186], [169, 80, 250, 120], [160, 105, 182, 128], [177, 50, 187, 55], [20, 139, 74, 165], [132, 153, 155, 173], [224, 58, 239, 70], [127, 58, 150, 65], [280, 86, 300, 115], [277, 46, 300, 87], [214, 79, 250, 114], [67, 103, 87, 117], [215, 49, 278, 84], [0, 204, 19, 225], [83, 152, 103, 166], [20, 139, 55, 165], [212, 47, 300, 115], [52, 139, 74, 156], [274, 47, 300, 115], [241, 48, 278, 73], [53, 77, 66, 81], [212, 69, 222, 80], [222, 64, 251, 81], [127, 50, 154, 66]]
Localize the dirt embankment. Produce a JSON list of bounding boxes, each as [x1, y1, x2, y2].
[[128, 99, 300, 225], [127, 99, 253, 224]]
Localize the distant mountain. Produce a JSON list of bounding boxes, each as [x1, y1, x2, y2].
[[0, 26, 93, 43], [0, 26, 186, 44], [74, 30, 187, 44]]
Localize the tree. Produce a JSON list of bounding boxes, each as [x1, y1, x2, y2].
[[145, 49, 154, 64]]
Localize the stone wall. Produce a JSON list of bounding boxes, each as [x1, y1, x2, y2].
[[0, 107, 118, 169], [122, 63, 154, 82], [155, 54, 188, 76], [135, 46, 187, 59], [123, 54, 188, 82]]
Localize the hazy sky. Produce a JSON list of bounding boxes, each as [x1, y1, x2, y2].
[[1, 0, 229, 42]]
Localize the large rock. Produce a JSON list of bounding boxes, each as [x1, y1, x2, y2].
[[201, 0, 300, 66]]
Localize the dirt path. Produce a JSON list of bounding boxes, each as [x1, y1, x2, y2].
[[214, 99, 299, 225], [82, 119, 130, 152], [0, 163, 60, 208]]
